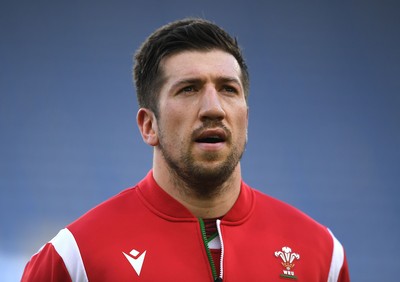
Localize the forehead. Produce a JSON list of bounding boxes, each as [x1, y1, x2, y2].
[[160, 50, 242, 85]]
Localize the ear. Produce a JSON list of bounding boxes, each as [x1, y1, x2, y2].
[[137, 108, 159, 146]]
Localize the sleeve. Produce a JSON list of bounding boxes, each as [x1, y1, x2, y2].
[[337, 252, 350, 282], [327, 229, 350, 282], [21, 243, 72, 282], [21, 228, 88, 282]]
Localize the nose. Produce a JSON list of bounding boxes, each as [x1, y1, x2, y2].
[[198, 86, 226, 121]]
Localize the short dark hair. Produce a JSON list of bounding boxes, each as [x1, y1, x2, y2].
[[133, 18, 249, 116]]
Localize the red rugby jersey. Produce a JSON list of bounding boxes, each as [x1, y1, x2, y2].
[[22, 171, 350, 281]]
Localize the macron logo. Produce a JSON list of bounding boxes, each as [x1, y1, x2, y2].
[[122, 249, 147, 276]]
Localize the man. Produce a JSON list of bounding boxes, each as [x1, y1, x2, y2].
[[22, 18, 350, 281]]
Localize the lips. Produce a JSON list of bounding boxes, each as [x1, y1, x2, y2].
[[194, 128, 227, 144]]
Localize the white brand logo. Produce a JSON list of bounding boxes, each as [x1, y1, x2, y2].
[[123, 249, 147, 276]]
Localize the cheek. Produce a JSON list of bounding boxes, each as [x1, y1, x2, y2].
[[163, 101, 193, 122], [159, 113, 191, 144], [234, 109, 249, 141], [236, 107, 249, 129]]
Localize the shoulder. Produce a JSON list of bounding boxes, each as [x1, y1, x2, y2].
[[21, 185, 149, 281], [252, 188, 334, 251], [249, 186, 349, 281], [21, 229, 84, 282], [67, 185, 141, 230], [252, 187, 326, 230], [248, 186, 331, 247]]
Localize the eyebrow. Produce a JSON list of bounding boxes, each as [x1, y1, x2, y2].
[[218, 76, 242, 86], [170, 78, 202, 90], [169, 76, 243, 91]]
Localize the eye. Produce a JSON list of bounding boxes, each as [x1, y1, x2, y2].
[[222, 85, 238, 94], [179, 86, 197, 94]]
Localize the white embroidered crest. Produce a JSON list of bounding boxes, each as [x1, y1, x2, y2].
[[274, 246, 300, 280]]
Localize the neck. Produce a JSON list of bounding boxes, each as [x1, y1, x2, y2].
[[152, 153, 242, 218]]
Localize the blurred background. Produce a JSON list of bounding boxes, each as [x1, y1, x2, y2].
[[1, 1, 399, 281]]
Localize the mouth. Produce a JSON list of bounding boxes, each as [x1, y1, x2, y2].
[[196, 136, 225, 144], [194, 129, 227, 144]]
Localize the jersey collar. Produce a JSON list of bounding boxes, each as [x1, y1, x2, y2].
[[136, 170, 254, 223]]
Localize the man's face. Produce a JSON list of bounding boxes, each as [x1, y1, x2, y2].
[[155, 50, 249, 194]]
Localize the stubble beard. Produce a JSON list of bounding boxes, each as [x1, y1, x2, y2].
[[157, 124, 246, 200]]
